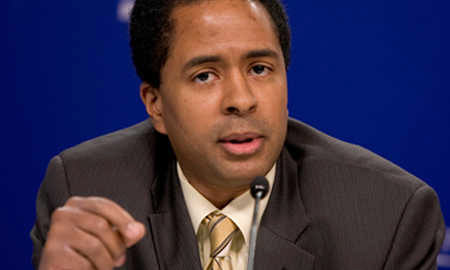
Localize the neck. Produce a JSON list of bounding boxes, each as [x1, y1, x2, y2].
[[186, 177, 250, 209]]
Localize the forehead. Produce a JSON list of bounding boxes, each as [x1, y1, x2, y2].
[[167, 0, 281, 61]]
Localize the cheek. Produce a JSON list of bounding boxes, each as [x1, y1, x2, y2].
[[161, 91, 219, 136], [276, 79, 288, 112], [258, 81, 288, 113]]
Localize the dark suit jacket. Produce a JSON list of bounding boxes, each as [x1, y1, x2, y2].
[[31, 118, 445, 269]]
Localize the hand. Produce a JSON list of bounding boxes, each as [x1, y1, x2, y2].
[[39, 196, 146, 270]]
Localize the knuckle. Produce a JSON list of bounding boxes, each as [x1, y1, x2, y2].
[[66, 196, 83, 205], [51, 207, 67, 221], [50, 206, 79, 226], [94, 218, 110, 231], [85, 197, 105, 213], [88, 196, 106, 203], [86, 238, 103, 253], [97, 201, 110, 214]]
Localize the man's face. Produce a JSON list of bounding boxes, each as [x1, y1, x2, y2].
[[143, 0, 288, 190]]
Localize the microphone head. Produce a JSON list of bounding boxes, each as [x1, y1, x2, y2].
[[250, 176, 269, 199]]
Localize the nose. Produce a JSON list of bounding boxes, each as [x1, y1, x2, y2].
[[221, 70, 257, 116]]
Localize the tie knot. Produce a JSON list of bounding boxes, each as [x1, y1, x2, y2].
[[203, 211, 238, 258]]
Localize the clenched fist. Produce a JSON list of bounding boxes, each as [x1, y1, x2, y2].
[[39, 196, 146, 270]]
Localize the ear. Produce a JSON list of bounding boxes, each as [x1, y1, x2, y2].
[[140, 82, 168, 134]]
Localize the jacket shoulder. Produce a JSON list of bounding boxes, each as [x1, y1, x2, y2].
[[54, 119, 165, 199], [285, 118, 426, 192], [285, 118, 444, 268], [60, 120, 155, 160]]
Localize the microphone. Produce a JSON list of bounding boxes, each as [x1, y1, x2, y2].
[[247, 176, 269, 270]]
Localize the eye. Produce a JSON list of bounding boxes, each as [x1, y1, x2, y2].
[[250, 64, 270, 76], [193, 72, 216, 84]]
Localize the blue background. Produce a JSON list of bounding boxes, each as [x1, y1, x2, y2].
[[4, 0, 449, 268]]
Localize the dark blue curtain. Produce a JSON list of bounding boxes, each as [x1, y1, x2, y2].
[[3, 0, 449, 268]]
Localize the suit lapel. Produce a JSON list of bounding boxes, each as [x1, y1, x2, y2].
[[146, 138, 202, 270], [254, 148, 315, 270], [144, 133, 316, 270]]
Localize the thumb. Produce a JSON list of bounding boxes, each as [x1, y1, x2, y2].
[[123, 222, 146, 247]]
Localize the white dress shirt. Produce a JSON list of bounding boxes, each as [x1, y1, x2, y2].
[[177, 163, 275, 270]]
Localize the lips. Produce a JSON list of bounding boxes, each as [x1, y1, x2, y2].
[[218, 133, 264, 156]]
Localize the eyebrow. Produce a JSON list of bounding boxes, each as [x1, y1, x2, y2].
[[244, 49, 279, 60], [182, 49, 280, 72], [182, 55, 222, 73]]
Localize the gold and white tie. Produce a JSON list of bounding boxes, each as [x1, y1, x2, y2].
[[203, 211, 238, 270]]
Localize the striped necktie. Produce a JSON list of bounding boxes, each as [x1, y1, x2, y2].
[[203, 211, 239, 270]]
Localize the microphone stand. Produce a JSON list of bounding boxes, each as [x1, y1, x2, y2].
[[247, 176, 268, 270], [247, 191, 262, 270]]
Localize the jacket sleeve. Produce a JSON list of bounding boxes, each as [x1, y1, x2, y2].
[[30, 155, 72, 269], [383, 184, 446, 270]]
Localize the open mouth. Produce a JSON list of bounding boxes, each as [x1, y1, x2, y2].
[[227, 138, 254, 144], [218, 133, 263, 155]]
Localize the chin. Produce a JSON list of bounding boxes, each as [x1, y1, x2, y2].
[[219, 162, 271, 185]]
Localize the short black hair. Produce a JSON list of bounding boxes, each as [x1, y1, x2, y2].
[[130, 0, 290, 88]]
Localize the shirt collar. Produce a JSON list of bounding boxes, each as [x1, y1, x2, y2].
[[177, 162, 275, 244]]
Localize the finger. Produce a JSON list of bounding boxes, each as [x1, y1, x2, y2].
[[40, 237, 95, 270], [59, 206, 127, 264], [66, 196, 146, 246], [64, 246, 97, 270], [67, 225, 116, 270]]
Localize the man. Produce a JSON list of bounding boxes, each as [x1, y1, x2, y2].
[[31, 0, 445, 269]]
